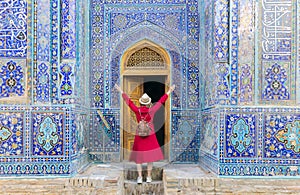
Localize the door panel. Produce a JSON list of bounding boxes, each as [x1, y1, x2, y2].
[[123, 77, 143, 160]]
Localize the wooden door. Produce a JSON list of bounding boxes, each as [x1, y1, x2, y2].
[[123, 76, 143, 160]]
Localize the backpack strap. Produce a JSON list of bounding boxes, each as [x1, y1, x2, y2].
[[138, 108, 149, 121]]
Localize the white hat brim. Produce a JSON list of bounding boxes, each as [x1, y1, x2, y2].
[[139, 97, 151, 105]]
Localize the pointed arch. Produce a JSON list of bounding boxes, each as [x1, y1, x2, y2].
[[121, 39, 171, 75]]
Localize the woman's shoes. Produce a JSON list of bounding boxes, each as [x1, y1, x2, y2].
[[146, 176, 152, 183], [137, 176, 143, 184], [136, 176, 152, 184]]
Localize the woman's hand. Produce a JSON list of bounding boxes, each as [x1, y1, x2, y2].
[[114, 84, 123, 93], [167, 84, 175, 95]]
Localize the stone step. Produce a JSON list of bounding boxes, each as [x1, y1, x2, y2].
[[124, 180, 164, 195], [125, 166, 163, 180]]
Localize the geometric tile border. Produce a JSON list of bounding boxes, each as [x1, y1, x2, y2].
[[201, 106, 300, 177]]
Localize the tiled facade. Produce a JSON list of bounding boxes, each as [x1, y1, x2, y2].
[[200, 0, 300, 176], [0, 0, 89, 176], [0, 0, 299, 177]]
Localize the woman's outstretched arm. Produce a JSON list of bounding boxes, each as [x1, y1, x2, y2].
[[114, 84, 138, 113], [150, 84, 176, 112]]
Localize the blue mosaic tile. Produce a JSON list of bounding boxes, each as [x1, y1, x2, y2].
[[0, 0, 27, 57], [201, 113, 218, 157], [76, 0, 89, 106], [32, 112, 64, 156], [89, 109, 120, 156], [202, 107, 300, 176], [238, 0, 255, 104], [261, 0, 292, 61], [61, 0, 76, 59], [0, 60, 25, 98], [239, 64, 253, 103], [0, 106, 78, 176], [36, 62, 50, 102], [220, 164, 300, 176], [203, 1, 216, 108], [0, 0, 89, 176], [225, 114, 256, 158], [214, 0, 229, 61], [72, 113, 88, 155], [229, 0, 238, 105], [0, 112, 24, 156], [171, 110, 200, 162], [203, 0, 236, 107], [0, 163, 70, 175], [264, 114, 300, 159], [36, 0, 50, 61], [59, 62, 75, 97], [50, 0, 60, 104], [216, 63, 230, 102], [262, 62, 290, 101], [169, 50, 182, 109]]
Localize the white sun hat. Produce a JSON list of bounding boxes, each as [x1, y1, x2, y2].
[[139, 93, 152, 105]]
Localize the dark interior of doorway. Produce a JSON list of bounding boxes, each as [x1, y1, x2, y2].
[[143, 76, 166, 150]]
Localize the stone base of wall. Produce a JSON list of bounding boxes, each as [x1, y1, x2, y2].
[[0, 163, 300, 194], [164, 164, 300, 195], [0, 164, 124, 195], [0, 178, 121, 195]]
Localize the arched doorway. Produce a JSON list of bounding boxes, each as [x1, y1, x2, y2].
[[120, 39, 171, 161]]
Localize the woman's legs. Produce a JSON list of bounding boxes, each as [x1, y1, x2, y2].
[[136, 163, 142, 177], [136, 162, 153, 177], [136, 163, 143, 184], [147, 162, 153, 177]]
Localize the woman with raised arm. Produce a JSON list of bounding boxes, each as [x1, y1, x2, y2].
[[115, 83, 175, 184]]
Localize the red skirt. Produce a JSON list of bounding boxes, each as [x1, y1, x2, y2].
[[129, 129, 164, 164]]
